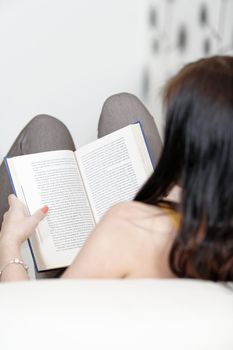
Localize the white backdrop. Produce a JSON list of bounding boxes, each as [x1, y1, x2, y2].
[[1, 0, 232, 159], [0, 0, 146, 159]]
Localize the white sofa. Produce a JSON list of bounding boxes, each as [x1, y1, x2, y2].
[[0, 279, 232, 350]]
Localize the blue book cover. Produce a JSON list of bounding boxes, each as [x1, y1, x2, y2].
[[5, 157, 44, 273], [133, 121, 156, 169]]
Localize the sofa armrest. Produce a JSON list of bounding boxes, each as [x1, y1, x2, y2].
[[0, 279, 232, 349]]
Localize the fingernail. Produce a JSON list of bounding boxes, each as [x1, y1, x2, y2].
[[41, 205, 49, 214]]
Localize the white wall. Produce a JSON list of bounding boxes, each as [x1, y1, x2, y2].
[[0, 0, 146, 158], [1, 0, 232, 157]]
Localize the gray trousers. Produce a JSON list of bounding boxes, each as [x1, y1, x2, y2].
[[0, 93, 162, 278]]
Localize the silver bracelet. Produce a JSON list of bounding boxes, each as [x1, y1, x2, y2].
[[0, 257, 29, 279]]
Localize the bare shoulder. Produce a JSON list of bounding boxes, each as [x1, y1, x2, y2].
[[96, 201, 176, 252], [70, 201, 177, 278], [93, 201, 176, 278], [89, 201, 152, 247], [103, 201, 161, 221], [103, 201, 174, 233]]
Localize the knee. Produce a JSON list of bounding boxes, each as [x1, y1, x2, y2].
[[103, 92, 138, 105], [27, 114, 64, 131], [20, 114, 75, 152], [25, 114, 72, 139], [101, 93, 139, 114]]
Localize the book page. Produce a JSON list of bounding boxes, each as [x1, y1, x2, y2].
[[75, 124, 153, 222], [7, 150, 95, 271]]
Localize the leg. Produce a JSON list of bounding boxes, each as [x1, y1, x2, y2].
[[0, 115, 76, 278], [98, 93, 162, 166]]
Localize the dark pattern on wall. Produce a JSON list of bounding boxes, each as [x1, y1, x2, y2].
[[143, 0, 233, 132]]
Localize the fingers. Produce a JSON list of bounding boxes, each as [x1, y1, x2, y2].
[[29, 205, 49, 227], [8, 194, 25, 211], [3, 212, 7, 221], [8, 194, 17, 206], [8, 194, 48, 228]]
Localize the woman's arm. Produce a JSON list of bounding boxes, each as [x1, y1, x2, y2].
[[0, 195, 47, 282], [0, 198, 148, 281], [0, 196, 132, 281]]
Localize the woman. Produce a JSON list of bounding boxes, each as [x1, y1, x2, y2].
[[0, 55, 232, 282]]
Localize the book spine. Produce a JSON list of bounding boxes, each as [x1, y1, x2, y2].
[[133, 121, 156, 169], [4, 157, 17, 195], [4, 157, 40, 273]]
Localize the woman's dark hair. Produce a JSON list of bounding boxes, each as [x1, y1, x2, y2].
[[135, 55, 233, 281]]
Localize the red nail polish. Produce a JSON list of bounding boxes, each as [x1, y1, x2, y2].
[[41, 205, 49, 214]]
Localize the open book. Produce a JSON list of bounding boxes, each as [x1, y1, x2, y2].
[[5, 123, 154, 272]]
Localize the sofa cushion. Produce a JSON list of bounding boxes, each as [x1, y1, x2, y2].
[[0, 279, 232, 349]]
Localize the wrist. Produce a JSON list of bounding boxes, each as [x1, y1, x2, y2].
[[0, 234, 21, 249], [0, 238, 21, 267]]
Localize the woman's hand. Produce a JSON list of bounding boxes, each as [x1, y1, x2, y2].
[[0, 194, 48, 248]]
